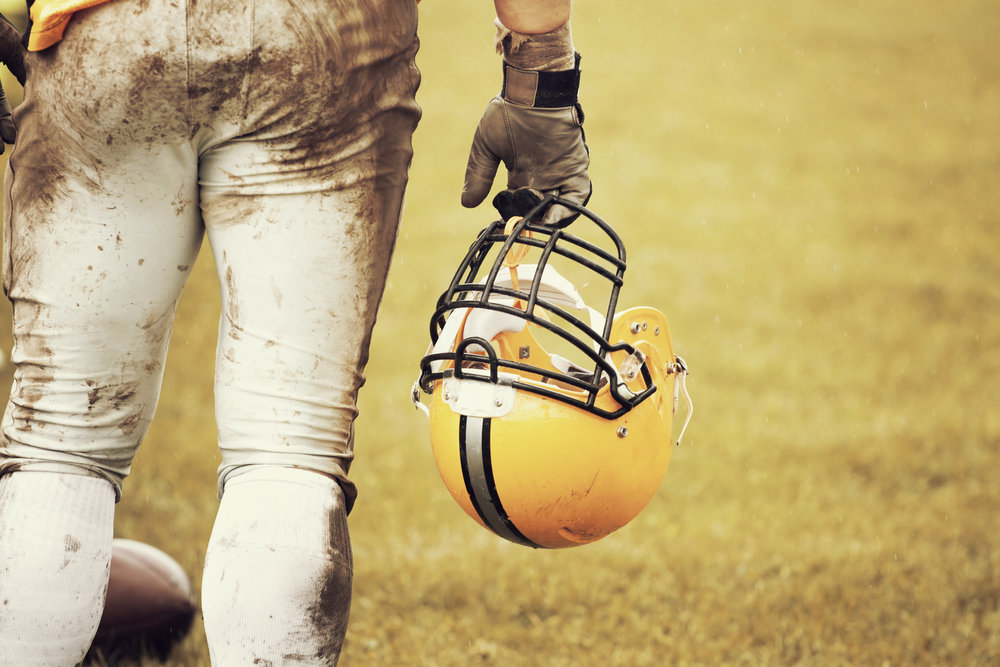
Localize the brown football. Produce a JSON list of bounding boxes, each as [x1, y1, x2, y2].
[[89, 538, 197, 660]]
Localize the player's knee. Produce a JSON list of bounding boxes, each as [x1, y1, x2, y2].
[[217, 461, 358, 513]]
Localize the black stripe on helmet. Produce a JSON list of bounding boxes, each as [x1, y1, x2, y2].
[[458, 415, 539, 548]]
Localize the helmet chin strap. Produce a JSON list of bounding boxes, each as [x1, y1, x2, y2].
[[410, 381, 430, 417], [672, 356, 693, 446], [501, 216, 531, 310]]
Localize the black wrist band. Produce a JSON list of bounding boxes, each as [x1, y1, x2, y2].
[[501, 53, 581, 108]]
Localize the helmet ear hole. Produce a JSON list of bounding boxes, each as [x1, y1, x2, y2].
[[610, 307, 675, 392]]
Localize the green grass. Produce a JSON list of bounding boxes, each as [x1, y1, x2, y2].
[[1, 0, 998, 664]]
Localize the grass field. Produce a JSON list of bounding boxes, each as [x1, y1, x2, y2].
[[2, 0, 998, 664]]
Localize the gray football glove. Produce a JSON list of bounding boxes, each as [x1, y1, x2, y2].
[[0, 14, 27, 148], [462, 55, 590, 225]]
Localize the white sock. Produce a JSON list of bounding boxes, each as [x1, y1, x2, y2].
[[203, 467, 353, 666], [0, 471, 116, 666]]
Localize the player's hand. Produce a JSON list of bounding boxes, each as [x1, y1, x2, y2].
[[0, 14, 27, 148], [462, 57, 590, 225]]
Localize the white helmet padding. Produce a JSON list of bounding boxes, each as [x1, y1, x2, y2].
[[430, 264, 606, 377]]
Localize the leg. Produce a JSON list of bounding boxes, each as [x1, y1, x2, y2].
[[201, 467, 353, 664], [0, 0, 200, 661], [198, 0, 421, 663], [0, 472, 115, 665]]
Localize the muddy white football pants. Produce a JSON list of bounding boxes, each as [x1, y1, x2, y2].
[[1, 0, 420, 503], [0, 0, 420, 663]]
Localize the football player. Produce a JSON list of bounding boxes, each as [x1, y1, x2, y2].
[[0, 0, 589, 664]]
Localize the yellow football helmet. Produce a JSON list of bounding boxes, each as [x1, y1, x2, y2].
[[412, 196, 691, 548]]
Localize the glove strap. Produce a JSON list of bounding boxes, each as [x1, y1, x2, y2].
[[501, 53, 581, 108]]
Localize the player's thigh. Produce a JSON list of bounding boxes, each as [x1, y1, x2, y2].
[[1, 0, 201, 486], [201, 0, 420, 496], [203, 120, 415, 498], [1, 154, 202, 486]]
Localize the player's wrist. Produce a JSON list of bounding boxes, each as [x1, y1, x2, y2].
[[500, 54, 581, 108], [494, 18, 579, 109], [494, 18, 574, 72]]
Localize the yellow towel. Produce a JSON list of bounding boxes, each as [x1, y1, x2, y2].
[[27, 0, 114, 51]]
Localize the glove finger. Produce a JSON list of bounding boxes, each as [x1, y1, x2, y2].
[[0, 16, 26, 86], [491, 190, 518, 221], [0, 118, 14, 145], [0, 88, 15, 145], [512, 187, 544, 216], [541, 179, 592, 227], [461, 123, 504, 209], [461, 156, 501, 209], [491, 187, 546, 221]]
